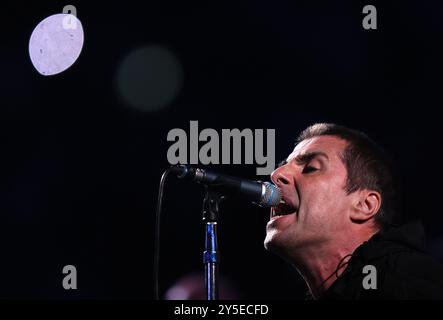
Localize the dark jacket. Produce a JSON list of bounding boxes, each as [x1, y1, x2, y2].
[[321, 220, 443, 300]]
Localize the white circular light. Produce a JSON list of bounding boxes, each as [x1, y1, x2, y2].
[[29, 13, 84, 76]]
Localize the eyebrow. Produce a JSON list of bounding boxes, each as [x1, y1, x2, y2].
[[291, 151, 329, 164], [277, 151, 329, 168], [294, 151, 329, 164]]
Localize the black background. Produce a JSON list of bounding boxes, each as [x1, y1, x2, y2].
[[1, 0, 442, 299]]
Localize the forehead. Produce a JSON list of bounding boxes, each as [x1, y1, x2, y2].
[[287, 135, 348, 161]]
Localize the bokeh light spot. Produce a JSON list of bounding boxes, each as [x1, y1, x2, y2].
[[116, 45, 183, 112]]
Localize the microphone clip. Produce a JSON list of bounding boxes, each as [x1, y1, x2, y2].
[[202, 186, 226, 222]]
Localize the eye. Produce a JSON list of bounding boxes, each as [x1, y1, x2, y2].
[[302, 165, 319, 174]]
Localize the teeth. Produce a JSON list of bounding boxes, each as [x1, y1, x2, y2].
[[270, 199, 295, 219]]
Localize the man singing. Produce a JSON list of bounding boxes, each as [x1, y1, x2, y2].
[[265, 123, 443, 299]]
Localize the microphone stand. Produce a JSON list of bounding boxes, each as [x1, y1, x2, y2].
[[202, 186, 224, 300]]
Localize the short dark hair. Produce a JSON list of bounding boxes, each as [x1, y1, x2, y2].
[[296, 123, 397, 230]]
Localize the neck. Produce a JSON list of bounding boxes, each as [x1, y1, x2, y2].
[[288, 230, 376, 299]]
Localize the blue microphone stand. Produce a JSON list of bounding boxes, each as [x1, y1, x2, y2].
[[202, 187, 224, 300]]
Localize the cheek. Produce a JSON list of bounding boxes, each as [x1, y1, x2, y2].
[[302, 178, 349, 223]]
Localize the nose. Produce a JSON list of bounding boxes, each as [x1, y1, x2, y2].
[[271, 165, 291, 187]]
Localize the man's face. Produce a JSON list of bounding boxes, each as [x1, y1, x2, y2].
[[264, 135, 354, 256]]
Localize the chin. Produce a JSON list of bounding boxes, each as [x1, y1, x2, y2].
[[264, 229, 285, 253], [264, 229, 275, 250], [265, 226, 307, 259]]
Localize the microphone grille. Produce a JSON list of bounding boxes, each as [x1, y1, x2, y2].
[[261, 182, 282, 207]]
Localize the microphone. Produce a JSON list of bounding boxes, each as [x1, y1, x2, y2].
[[170, 165, 281, 207]]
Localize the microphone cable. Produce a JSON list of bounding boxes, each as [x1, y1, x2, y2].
[[153, 167, 175, 300]]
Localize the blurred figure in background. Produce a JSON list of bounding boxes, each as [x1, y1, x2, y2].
[[164, 272, 242, 300]]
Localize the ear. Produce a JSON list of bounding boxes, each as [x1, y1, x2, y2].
[[350, 189, 381, 223]]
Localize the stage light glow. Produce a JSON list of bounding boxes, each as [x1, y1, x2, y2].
[[116, 45, 183, 112], [29, 13, 84, 76]]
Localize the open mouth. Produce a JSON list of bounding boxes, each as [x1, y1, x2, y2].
[[271, 200, 298, 218]]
